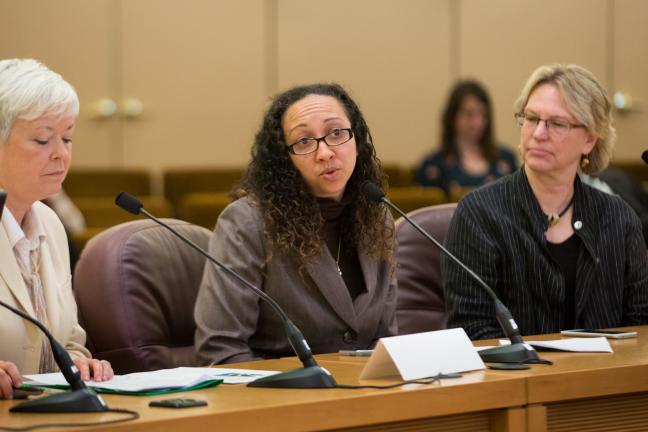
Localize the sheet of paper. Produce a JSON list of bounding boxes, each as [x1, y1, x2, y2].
[[499, 337, 612, 353], [24, 367, 279, 391], [361, 328, 485, 380], [198, 367, 280, 384]]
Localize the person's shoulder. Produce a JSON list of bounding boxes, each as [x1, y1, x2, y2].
[[582, 181, 637, 220], [495, 146, 517, 160], [217, 196, 263, 229], [460, 171, 515, 208], [494, 146, 518, 169], [419, 149, 444, 165]]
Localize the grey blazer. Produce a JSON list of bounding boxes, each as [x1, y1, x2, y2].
[[194, 197, 397, 365]]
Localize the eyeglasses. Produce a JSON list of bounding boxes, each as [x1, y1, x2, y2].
[[287, 128, 354, 155], [514, 112, 586, 139]]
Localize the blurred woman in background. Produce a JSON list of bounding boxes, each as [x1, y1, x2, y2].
[[415, 80, 517, 194]]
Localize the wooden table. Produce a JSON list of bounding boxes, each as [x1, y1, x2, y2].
[[504, 326, 648, 432], [2, 326, 648, 431], [0, 357, 525, 431]]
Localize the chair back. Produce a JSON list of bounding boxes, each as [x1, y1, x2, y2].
[[395, 203, 457, 334], [74, 219, 211, 373]]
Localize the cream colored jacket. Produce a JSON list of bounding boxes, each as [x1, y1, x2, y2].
[[0, 202, 89, 374]]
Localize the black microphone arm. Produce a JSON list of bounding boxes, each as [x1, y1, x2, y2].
[[115, 192, 336, 388], [362, 181, 549, 365], [0, 300, 107, 412]]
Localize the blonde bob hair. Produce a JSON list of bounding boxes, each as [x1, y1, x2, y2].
[[0, 58, 79, 144], [514, 64, 615, 175]]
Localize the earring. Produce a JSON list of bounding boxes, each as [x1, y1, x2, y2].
[[517, 145, 522, 156], [580, 154, 590, 170]]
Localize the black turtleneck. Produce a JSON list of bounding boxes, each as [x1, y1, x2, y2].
[[317, 196, 366, 300]]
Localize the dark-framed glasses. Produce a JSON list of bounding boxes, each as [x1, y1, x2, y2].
[[287, 128, 354, 155], [514, 112, 586, 139]]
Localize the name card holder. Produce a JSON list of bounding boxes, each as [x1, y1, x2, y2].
[[360, 328, 485, 380]]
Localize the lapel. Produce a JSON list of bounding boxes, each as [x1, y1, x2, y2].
[[571, 179, 603, 318], [513, 168, 551, 240], [39, 237, 63, 334], [0, 222, 35, 316], [305, 243, 358, 332], [352, 248, 378, 317]]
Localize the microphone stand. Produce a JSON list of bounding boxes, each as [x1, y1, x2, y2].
[[115, 192, 336, 388], [0, 300, 107, 413], [369, 185, 548, 365]]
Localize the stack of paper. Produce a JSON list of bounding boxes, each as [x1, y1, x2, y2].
[[499, 337, 613, 353], [24, 367, 279, 395]]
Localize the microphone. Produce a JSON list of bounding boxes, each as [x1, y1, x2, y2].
[[1, 300, 108, 412], [115, 192, 337, 388], [0, 191, 107, 412], [642, 150, 648, 165], [362, 182, 549, 365]]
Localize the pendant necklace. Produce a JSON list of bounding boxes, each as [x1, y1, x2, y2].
[[546, 195, 575, 227], [335, 236, 342, 276]]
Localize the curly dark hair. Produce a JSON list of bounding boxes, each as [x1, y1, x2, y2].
[[441, 80, 497, 161], [237, 83, 393, 265]]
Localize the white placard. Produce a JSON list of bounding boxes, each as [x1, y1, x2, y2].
[[360, 328, 485, 380]]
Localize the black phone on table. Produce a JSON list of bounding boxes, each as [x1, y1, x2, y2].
[[560, 329, 637, 339], [149, 398, 207, 408]]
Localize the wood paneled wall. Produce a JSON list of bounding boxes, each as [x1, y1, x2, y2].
[[0, 0, 646, 174]]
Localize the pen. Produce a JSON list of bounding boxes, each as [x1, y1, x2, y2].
[[338, 350, 374, 357]]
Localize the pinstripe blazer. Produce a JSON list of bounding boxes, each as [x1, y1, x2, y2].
[[194, 197, 398, 365], [443, 168, 648, 340]]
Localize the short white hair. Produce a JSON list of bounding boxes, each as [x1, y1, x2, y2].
[[0, 58, 79, 143]]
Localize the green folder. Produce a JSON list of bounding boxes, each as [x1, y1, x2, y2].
[[22, 379, 222, 396]]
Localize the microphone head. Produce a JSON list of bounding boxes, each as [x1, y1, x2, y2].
[[362, 181, 385, 203], [115, 192, 143, 215], [642, 150, 648, 165]]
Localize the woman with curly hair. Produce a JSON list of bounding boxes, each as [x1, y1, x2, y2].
[[194, 83, 397, 364]]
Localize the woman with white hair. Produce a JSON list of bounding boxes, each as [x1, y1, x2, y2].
[[444, 64, 648, 340], [0, 59, 113, 399]]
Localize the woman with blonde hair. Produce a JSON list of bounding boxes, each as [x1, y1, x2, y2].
[[444, 64, 648, 339]]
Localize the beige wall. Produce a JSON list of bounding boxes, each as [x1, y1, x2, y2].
[[0, 0, 646, 174], [459, 0, 609, 154], [612, 0, 648, 160], [277, 0, 452, 166]]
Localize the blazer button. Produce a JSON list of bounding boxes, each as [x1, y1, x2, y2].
[[343, 330, 357, 344]]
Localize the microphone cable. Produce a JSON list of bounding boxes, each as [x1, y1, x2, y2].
[[0, 407, 139, 431], [334, 372, 462, 389]]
